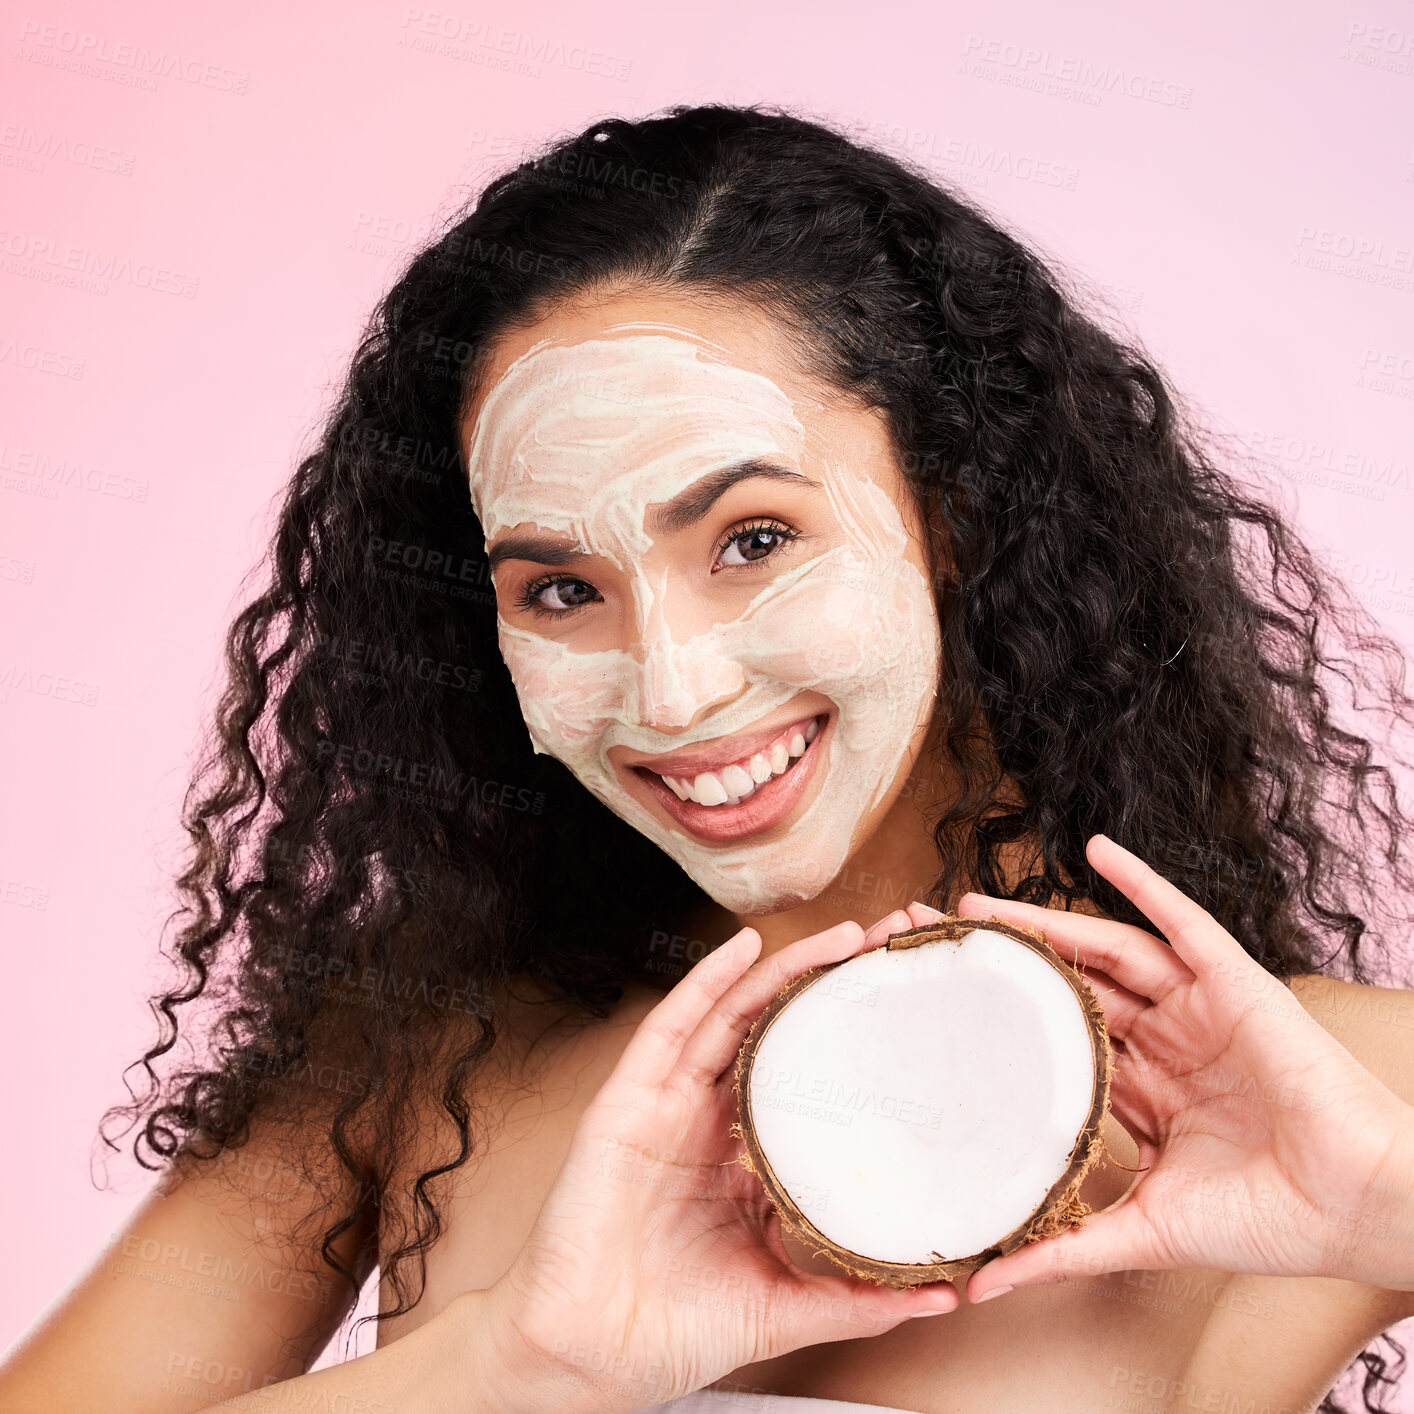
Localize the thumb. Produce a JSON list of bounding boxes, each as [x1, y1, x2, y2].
[[963, 1202, 1155, 1303], [775, 1270, 960, 1350]]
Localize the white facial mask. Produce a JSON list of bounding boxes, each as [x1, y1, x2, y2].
[[465, 320, 940, 914]]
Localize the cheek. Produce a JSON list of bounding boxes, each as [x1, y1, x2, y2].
[[497, 626, 628, 757], [734, 553, 939, 692]]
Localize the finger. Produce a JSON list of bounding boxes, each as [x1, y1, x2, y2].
[[610, 926, 763, 1093], [1101, 1060, 1164, 1149], [774, 1267, 960, 1346], [1083, 834, 1259, 981], [956, 891, 1193, 1004], [1073, 964, 1149, 1042], [964, 1169, 1159, 1301], [675, 920, 871, 1091], [867, 899, 1151, 1043], [864, 908, 914, 948]]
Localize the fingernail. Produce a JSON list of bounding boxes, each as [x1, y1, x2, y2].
[[908, 900, 944, 918], [908, 1307, 949, 1317], [719, 927, 760, 958], [973, 1284, 1012, 1303]]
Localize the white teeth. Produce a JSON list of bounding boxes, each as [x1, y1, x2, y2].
[[654, 718, 825, 808], [693, 772, 728, 807], [722, 764, 754, 796], [717, 781, 757, 807]]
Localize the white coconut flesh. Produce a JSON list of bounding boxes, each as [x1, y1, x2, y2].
[[742, 927, 1103, 1268]]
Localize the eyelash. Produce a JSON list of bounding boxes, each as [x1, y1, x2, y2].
[[514, 517, 801, 618], [712, 517, 800, 570]]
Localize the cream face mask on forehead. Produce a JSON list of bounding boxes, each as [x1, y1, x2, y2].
[[465, 320, 941, 915]]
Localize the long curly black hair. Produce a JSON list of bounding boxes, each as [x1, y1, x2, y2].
[[99, 102, 1414, 1411]]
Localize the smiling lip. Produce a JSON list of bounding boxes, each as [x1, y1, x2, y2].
[[623, 711, 822, 779], [624, 712, 830, 843]]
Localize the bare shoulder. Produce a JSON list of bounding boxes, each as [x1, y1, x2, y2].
[[373, 974, 670, 1342], [1286, 973, 1414, 1107], [0, 1094, 376, 1412], [403, 972, 670, 1143], [494, 974, 669, 1072], [1271, 972, 1414, 1329]]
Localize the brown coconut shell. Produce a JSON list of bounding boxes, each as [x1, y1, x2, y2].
[[730, 913, 1114, 1289]]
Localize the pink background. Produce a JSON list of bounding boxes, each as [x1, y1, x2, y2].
[[4, 0, 1414, 1400]]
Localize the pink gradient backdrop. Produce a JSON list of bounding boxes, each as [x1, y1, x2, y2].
[[4, 0, 1413, 1399]]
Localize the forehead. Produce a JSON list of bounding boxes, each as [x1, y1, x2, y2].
[[460, 287, 830, 436], [458, 288, 920, 562], [461, 291, 857, 545], [467, 338, 813, 545]]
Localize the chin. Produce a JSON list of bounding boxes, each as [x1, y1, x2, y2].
[[683, 863, 825, 918], [589, 773, 852, 918], [724, 885, 813, 918], [638, 811, 853, 919]]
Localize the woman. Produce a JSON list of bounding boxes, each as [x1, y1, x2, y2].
[[4, 102, 1414, 1414]]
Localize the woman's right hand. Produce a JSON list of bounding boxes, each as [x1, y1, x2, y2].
[[474, 908, 958, 1413]]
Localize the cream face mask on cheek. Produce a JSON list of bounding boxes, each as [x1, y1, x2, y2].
[[465, 321, 941, 915]]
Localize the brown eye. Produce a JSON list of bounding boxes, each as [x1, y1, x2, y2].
[[518, 577, 601, 614], [716, 519, 799, 569]]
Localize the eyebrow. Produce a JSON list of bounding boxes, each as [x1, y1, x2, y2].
[[646, 458, 819, 535], [485, 458, 819, 570], [486, 533, 590, 572]]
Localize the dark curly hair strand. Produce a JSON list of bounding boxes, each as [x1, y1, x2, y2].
[[99, 102, 1414, 1412]]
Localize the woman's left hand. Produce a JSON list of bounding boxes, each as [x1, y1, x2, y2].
[[952, 833, 1414, 1303]]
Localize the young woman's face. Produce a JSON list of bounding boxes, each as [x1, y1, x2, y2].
[[461, 288, 942, 915]]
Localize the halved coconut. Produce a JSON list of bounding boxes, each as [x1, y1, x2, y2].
[[731, 914, 1113, 1289]]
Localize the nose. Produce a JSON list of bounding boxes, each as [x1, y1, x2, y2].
[[630, 578, 744, 732]]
